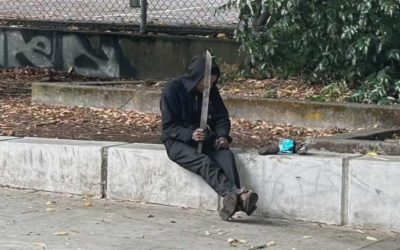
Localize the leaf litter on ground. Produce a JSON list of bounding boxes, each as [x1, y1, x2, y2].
[[0, 96, 347, 150], [0, 67, 349, 149]]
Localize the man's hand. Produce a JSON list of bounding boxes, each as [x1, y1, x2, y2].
[[192, 128, 205, 142], [214, 137, 230, 150]]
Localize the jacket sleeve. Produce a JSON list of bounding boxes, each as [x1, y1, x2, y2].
[[210, 86, 232, 142], [160, 87, 195, 143]]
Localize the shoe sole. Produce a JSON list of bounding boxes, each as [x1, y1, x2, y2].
[[242, 192, 258, 216], [218, 193, 238, 221]]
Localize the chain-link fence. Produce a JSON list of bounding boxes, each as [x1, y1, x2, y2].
[[0, 0, 239, 32]]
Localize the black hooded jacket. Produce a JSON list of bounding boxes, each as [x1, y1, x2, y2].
[[160, 55, 232, 145]]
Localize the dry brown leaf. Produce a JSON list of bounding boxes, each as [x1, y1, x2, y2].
[[366, 236, 378, 241], [52, 231, 69, 236], [84, 201, 93, 207]]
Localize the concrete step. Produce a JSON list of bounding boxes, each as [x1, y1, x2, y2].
[[32, 82, 400, 129]]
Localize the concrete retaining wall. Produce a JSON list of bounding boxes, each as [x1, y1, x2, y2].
[[0, 136, 399, 232], [32, 82, 400, 129], [32, 83, 161, 112], [0, 26, 243, 79]]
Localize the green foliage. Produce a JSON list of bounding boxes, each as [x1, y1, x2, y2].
[[218, 63, 242, 84], [349, 68, 400, 104], [221, 0, 400, 104], [308, 81, 352, 102]]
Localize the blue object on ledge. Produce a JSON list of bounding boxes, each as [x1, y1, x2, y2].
[[279, 138, 295, 154]]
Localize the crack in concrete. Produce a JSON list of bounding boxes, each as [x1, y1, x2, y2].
[[341, 155, 363, 226]]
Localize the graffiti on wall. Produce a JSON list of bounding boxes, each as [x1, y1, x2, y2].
[[0, 29, 136, 78]]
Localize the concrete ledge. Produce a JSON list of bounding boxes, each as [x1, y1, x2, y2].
[[308, 128, 400, 155], [32, 82, 138, 110], [0, 136, 19, 141], [32, 82, 400, 129], [32, 82, 161, 113], [107, 143, 218, 210], [349, 155, 400, 231], [235, 151, 345, 224], [225, 96, 400, 129], [1, 136, 399, 232], [0, 137, 123, 196], [107, 143, 352, 224]]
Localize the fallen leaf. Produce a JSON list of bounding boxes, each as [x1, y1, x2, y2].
[[303, 235, 312, 239], [67, 66, 74, 75], [228, 238, 239, 243], [84, 201, 92, 207], [248, 244, 267, 250], [147, 214, 154, 218], [1, 129, 14, 136], [46, 208, 56, 212], [33, 242, 47, 250], [217, 33, 227, 39], [53, 231, 69, 236], [205, 230, 210, 236], [46, 201, 56, 206], [267, 241, 277, 246], [367, 151, 378, 157], [366, 236, 378, 241]]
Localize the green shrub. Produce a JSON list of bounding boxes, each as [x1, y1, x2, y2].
[[221, 0, 400, 104]]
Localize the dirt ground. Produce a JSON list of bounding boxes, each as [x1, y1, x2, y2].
[[0, 68, 347, 149]]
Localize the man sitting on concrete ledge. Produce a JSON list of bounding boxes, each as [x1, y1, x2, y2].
[[160, 55, 258, 220]]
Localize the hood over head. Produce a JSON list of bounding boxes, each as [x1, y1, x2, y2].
[[181, 54, 220, 93]]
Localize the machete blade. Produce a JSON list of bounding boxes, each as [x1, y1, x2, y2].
[[197, 51, 212, 154]]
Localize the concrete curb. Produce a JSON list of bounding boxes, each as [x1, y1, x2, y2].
[[0, 137, 125, 197], [32, 82, 400, 129], [0, 136, 399, 232]]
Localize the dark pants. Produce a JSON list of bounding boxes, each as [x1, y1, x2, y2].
[[164, 139, 241, 196]]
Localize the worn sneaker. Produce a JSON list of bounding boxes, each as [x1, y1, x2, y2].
[[218, 192, 239, 221], [238, 190, 258, 216]]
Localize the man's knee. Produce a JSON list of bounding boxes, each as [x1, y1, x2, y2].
[[216, 149, 235, 160], [164, 140, 192, 161]]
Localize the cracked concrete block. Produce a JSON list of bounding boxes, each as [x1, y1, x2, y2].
[[0, 137, 122, 196], [235, 151, 346, 224], [107, 143, 219, 210], [349, 155, 400, 231]]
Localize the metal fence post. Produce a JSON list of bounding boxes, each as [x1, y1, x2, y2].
[[130, 0, 141, 8], [140, 0, 148, 33]]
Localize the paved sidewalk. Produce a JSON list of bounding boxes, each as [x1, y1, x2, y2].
[[0, 187, 398, 250]]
